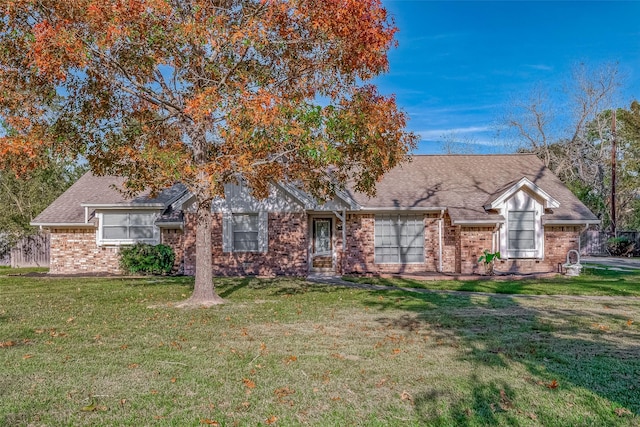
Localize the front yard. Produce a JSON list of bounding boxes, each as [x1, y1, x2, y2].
[[1, 269, 639, 426]]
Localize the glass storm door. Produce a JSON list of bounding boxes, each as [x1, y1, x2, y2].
[[313, 219, 332, 256]]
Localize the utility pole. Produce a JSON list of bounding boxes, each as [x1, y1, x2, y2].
[[611, 110, 617, 237]]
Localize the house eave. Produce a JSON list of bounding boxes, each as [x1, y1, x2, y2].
[[156, 222, 184, 230], [359, 206, 448, 213], [80, 203, 165, 209], [30, 222, 96, 228], [451, 219, 506, 226], [543, 219, 601, 225]]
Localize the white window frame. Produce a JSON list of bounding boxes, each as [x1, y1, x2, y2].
[[97, 210, 160, 246], [222, 211, 268, 253], [374, 214, 425, 264]]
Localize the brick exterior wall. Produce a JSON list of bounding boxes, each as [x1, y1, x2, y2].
[[342, 214, 582, 275], [459, 227, 495, 274], [495, 225, 582, 274], [181, 212, 308, 276], [160, 228, 185, 274], [49, 228, 122, 274], [343, 213, 446, 274], [46, 214, 582, 277]]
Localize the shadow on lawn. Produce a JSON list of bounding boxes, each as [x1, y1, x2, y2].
[[218, 277, 339, 298], [365, 270, 640, 296], [363, 289, 640, 425]]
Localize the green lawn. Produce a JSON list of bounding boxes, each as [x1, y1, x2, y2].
[[343, 266, 640, 297], [1, 269, 639, 426]]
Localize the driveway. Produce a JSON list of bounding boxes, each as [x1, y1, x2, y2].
[[581, 256, 640, 270]]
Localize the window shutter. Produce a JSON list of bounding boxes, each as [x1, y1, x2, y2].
[[222, 211, 233, 253], [258, 211, 268, 253]]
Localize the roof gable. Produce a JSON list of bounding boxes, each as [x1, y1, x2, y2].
[[484, 177, 560, 211]]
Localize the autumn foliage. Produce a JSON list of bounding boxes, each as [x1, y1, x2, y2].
[[0, 0, 417, 304]]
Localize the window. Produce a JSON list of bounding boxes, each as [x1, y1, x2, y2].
[[222, 211, 268, 253], [232, 213, 259, 252], [100, 211, 158, 244], [508, 211, 535, 250], [374, 214, 424, 263]]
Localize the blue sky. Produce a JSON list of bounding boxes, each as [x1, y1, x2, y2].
[[375, 1, 640, 154]]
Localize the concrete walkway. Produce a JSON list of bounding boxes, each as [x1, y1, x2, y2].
[[581, 256, 640, 270]]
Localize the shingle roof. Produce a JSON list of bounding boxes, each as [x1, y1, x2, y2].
[[33, 155, 598, 227], [31, 172, 187, 225], [347, 154, 598, 224]]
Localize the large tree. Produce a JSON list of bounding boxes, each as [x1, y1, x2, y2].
[[0, 0, 416, 305]]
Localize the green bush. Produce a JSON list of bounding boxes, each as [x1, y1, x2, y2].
[[606, 236, 634, 256], [119, 243, 175, 275]]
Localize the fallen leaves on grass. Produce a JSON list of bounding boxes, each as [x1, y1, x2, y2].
[[22, 354, 33, 359], [243, 378, 256, 389], [498, 390, 514, 411], [615, 407, 632, 417], [400, 391, 413, 403], [80, 402, 108, 412], [0, 340, 16, 348], [200, 419, 220, 425], [546, 380, 559, 389], [274, 387, 295, 405], [265, 415, 278, 424], [284, 355, 297, 364], [626, 319, 634, 326]]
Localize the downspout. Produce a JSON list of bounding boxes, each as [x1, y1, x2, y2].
[[492, 223, 501, 254], [438, 209, 445, 273], [85, 206, 89, 224]]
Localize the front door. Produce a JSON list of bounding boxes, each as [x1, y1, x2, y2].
[[312, 218, 333, 270]]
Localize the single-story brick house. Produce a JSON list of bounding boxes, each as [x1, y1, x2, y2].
[[32, 154, 599, 276]]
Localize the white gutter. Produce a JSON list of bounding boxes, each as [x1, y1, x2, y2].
[[360, 206, 448, 212], [80, 203, 165, 209], [30, 222, 96, 228], [543, 219, 601, 225]]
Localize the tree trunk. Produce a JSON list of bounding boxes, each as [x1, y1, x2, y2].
[[176, 197, 224, 307]]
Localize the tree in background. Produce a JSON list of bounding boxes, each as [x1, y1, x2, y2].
[[501, 63, 640, 230], [0, 158, 84, 258], [0, 0, 417, 305]]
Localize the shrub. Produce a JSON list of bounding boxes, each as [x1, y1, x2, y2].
[[606, 236, 634, 256], [119, 243, 175, 275], [478, 249, 501, 275]]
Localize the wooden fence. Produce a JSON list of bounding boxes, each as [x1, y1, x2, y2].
[[10, 233, 50, 268], [580, 230, 640, 256]]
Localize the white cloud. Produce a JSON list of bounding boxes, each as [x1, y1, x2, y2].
[[524, 64, 553, 71]]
